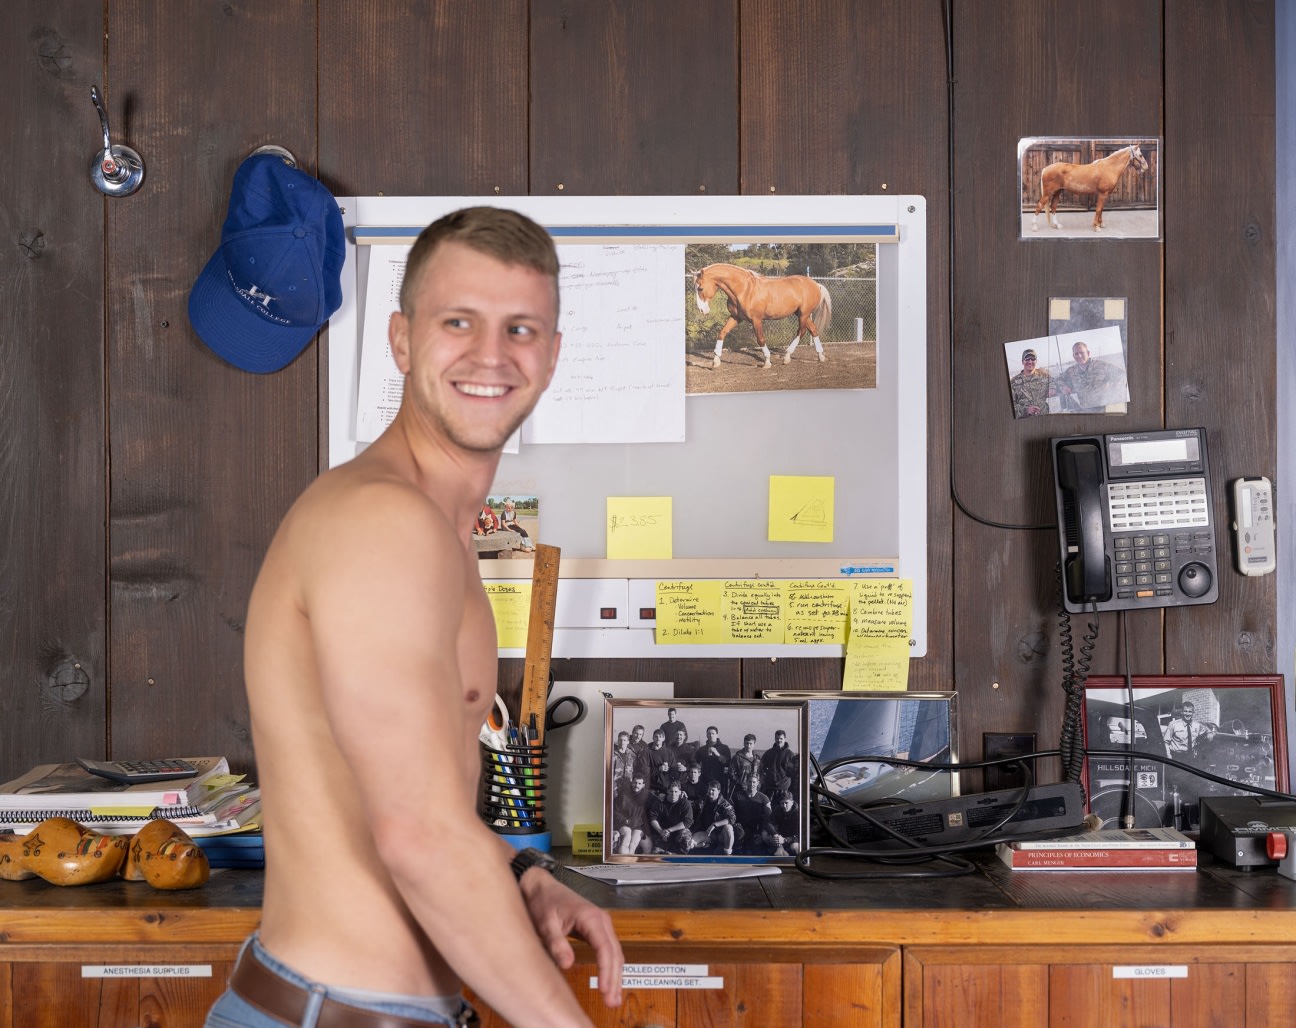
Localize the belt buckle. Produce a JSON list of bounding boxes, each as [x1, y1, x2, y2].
[[454, 1001, 480, 1026]]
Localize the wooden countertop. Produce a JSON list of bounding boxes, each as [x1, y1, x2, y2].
[[1, 853, 1294, 950]]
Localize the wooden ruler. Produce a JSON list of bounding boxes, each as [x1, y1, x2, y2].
[[518, 543, 561, 743]]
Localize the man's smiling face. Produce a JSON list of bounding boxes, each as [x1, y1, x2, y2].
[[389, 240, 561, 454]]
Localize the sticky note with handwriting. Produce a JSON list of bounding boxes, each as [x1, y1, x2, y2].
[[484, 581, 531, 649], [655, 581, 723, 643], [768, 475, 834, 543], [842, 646, 910, 691], [722, 580, 784, 645], [783, 580, 849, 645], [847, 579, 913, 649], [607, 497, 673, 559]]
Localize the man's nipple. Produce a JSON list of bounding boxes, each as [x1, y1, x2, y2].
[[465, 689, 481, 704]]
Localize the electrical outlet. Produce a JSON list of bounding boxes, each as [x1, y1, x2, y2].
[[984, 732, 1036, 792]]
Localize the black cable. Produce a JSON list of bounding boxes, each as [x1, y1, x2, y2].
[[1119, 610, 1137, 828], [1056, 566, 1099, 790]]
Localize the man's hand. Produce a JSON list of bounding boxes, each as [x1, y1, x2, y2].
[[519, 869, 624, 1009]]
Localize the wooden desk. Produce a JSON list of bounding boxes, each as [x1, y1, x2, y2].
[[1, 855, 1294, 1027]]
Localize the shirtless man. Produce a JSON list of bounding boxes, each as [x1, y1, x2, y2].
[[206, 207, 622, 1026]]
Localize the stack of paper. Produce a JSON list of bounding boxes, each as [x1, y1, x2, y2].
[[0, 758, 261, 837]]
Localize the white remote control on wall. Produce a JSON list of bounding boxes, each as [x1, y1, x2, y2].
[[1230, 476, 1276, 576]]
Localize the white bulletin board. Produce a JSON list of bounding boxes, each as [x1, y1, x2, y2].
[[325, 195, 927, 658]]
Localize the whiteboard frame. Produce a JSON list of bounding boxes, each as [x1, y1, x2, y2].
[[325, 195, 927, 658]]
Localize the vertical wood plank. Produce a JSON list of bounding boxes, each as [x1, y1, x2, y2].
[[1163, 0, 1276, 675], [949, 0, 1164, 768], [1169, 962, 1245, 1028], [675, 962, 801, 1026], [0, 2, 106, 781], [740, 0, 953, 693], [804, 960, 898, 1028], [529, 0, 739, 196], [12, 964, 127, 1027], [105, 1, 320, 766], [320, 1, 529, 198], [0, 961, 11, 1028], [1244, 961, 1296, 1026]]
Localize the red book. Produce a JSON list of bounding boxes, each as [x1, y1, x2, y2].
[[996, 844, 1197, 870]]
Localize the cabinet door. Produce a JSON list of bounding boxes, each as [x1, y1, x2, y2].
[[905, 945, 1296, 1028], [0, 954, 233, 1028]]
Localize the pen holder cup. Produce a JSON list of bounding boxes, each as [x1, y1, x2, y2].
[[480, 740, 550, 852]]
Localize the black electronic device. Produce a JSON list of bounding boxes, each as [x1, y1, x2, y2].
[[1198, 795, 1296, 869], [75, 757, 199, 785], [824, 781, 1086, 850], [1050, 428, 1219, 614]]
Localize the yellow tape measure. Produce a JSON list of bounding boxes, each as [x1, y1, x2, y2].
[[519, 543, 560, 743]]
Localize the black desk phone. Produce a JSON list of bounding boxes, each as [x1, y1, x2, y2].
[[1050, 428, 1219, 614]]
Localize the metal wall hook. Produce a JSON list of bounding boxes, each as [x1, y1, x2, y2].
[[89, 85, 145, 197], [249, 144, 297, 167]]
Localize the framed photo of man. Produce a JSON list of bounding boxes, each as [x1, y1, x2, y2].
[[1082, 675, 1287, 833], [603, 698, 808, 863]]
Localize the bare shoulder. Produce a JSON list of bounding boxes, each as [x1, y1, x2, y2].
[[269, 457, 466, 606]]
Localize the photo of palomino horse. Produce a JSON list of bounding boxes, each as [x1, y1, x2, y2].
[[1032, 143, 1149, 232], [693, 263, 833, 369]]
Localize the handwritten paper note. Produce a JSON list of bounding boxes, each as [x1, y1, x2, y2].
[[784, 580, 849, 645], [484, 582, 531, 649], [523, 244, 685, 445], [768, 475, 835, 543], [722, 580, 784, 645], [655, 581, 723, 643], [356, 245, 412, 443], [607, 497, 673, 559], [844, 579, 913, 690]]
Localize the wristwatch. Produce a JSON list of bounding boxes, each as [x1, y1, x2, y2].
[[510, 846, 558, 881]]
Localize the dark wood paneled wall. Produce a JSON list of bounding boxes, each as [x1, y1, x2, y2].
[[0, 1, 1275, 783]]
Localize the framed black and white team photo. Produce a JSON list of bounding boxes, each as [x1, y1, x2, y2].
[[603, 698, 808, 863]]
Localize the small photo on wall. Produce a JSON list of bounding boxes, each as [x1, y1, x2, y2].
[[1049, 297, 1129, 414], [1003, 324, 1129, 418], [1019, 136, 1161, 240], [472, 494, 538, 559]]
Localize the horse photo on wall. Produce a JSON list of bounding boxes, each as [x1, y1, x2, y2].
[[1019, 136, 1161, 239], [684, 241, 878, 395]]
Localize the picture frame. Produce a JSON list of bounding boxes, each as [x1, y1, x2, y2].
[[761, 691, 959, 807], [603, 698, 808, 863], [1082, 675, 1288, 832]]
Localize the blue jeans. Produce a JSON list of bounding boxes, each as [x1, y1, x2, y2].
[[205, 934, 475, 1027]]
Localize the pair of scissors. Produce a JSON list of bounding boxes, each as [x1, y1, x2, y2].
[[479, 694, 512, 751], [545, 694, 586, 733]]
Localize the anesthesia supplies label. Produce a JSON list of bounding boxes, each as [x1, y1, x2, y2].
[[83, 965, 213, 978]]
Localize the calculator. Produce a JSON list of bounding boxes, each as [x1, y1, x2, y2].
[[76, 757, 199, 784]]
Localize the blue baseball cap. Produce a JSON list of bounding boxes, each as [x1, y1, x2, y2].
[[188, 154, 345, 373]]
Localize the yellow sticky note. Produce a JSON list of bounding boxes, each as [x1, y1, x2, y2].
[[607, 497, 673, 559], [655, 581, 723, 644], [1049, 298, 1072, 320], [1104, 298, 1126, 320], [847, 579, 914, 651], [484, 581, 531, 648], [768, 476, 834, 543], [842, 645, 911, 691], [722, 580, 784, 645], [783, 580, 849, 645]]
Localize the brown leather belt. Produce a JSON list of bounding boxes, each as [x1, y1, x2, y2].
[[229, 945, 479, 1027]]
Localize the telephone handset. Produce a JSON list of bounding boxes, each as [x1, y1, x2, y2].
[[1050, 428, 1219, 614]]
